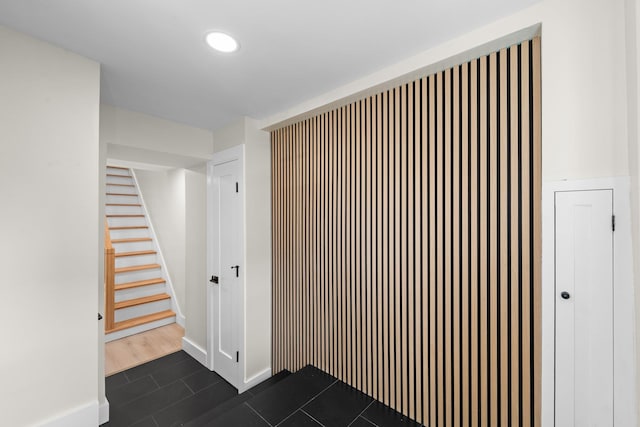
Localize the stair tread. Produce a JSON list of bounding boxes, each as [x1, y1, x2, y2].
[[106, 310, 175, 334], [115, 278, 166, 290], [109, 225, 149, 230], [115, 263, 161, 273], [107, 173, 132, 178], [106, 203, 141, 206], [111, 237, 152, 243], [107, 166, 130, 170], [107, 214, 145, 218], [107, 183, 135, 187], [106, 193, 138, 196], [115, 250, 157, 257], [114, 293, 171, 310]]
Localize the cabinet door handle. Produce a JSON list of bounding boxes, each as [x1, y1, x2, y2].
[[231, 265, 239, 277]]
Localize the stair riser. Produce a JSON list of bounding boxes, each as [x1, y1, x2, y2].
[[112, 241, 155, 252], [114, 299, 172, 323], [106, 195, 140, 204], [105, 316, 175, 342], [106, 185, 137, 195], [109, 228, 150, 240], [106, 176, 135, 185], [115, 269, 162, 284], [115, 283, 166, 302], [115, 254, 157, 268], [106, 167, 130, 176], [107, 217, 147, 227], [106, 205, 144, 215]]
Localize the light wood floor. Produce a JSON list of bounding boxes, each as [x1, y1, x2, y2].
[[105, 323, 185, 376]]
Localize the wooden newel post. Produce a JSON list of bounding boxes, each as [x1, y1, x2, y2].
[[104, 219, 115, 332]]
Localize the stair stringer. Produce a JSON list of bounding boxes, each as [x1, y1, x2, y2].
[[129, 169, 186, 328]]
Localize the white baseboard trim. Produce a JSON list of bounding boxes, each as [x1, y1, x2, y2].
[[238, 367, 272, 394], [36, 400, 98, 427], [182, 336, 207, 368], [99, 399, 109, 425], [176, 313, 186, 328]]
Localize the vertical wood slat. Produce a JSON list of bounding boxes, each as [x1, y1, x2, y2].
[[470, 56, 480, 427], [532, 37, 543, 427], [499, 47, 510, 427], [270, 39, 541, 427], [452, 65, 461, 427], [510, 44, 521, 427], [428, 75, 437, 427], [461, 62, 470, 427], [489, 51, 499, 427]]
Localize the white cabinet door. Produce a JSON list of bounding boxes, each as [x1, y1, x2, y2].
[[555, 190, 613, 426]]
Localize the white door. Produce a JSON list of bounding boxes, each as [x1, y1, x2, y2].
[[555, 190, 613, 426], [207, 147, 244, 389]]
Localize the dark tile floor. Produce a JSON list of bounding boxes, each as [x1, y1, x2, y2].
[[102, 350, 421, 427]]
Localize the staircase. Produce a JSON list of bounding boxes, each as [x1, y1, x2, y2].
[[104, 165, 177, 341]]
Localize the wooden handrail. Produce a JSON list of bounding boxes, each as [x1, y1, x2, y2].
[[104, 218, 115, 331]]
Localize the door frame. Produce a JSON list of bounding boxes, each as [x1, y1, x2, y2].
[[541, 177, 636, 425], [206, 144, 245, 387]]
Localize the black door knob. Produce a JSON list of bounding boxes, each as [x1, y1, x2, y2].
[[560, 291, 570, 300]]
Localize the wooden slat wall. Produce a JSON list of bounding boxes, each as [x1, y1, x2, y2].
[[271, 38, 541, 426]]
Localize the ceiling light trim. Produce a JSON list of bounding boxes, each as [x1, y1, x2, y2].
[[205, 31, 240, 53]]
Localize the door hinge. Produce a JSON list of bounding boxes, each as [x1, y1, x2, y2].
[[236, 182, 238, 193], [612, 215, 616, 232], [236, 351, 239, 363]]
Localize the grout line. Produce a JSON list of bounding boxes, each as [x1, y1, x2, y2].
[[245, 402, 274, 427], [359, 414, 381, 427], [346, 401, 376, 427], [149, 375, 161, 389], [150, 415, 160, 427], [300, 408, 326, 426], [181, 378, 196, 395], [272, 379, 338, 426]]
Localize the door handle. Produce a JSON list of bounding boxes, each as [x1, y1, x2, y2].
[[560, 291, 570, 300], [210, 275, 219, 284], [231, 265, 239, 277]]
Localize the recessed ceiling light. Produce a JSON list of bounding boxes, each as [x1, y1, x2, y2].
[[205, 31, 239, 53]]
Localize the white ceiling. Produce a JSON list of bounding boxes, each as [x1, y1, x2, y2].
[[0, 0, 539, 131]]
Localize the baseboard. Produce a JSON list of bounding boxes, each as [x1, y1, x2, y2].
[[36, 400, 98, 427], [182, 336, 207, 368], [176, 313, 186, 328], [99, 399, 109, 425], [238, 366, 272, 394]]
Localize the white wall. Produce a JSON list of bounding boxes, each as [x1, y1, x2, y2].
[[0, 24, 101, 426], [134, 166, 208, 350], [213, 118, 272, 383], [542, 0, 629, 180], [626, 0, 640, 419], [185, 167, 207, 349], [101, 104, 213, 160], [98, 106, 108, 424], [243, 119, 272, 380], [135, 169, 187, 315]]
